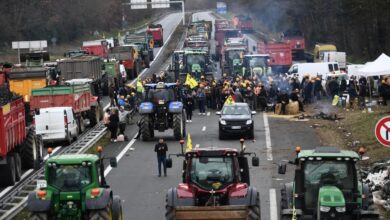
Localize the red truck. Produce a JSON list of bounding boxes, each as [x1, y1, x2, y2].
[[108, 45, 141, 80], [0, 78, 43, 187], [232, 15, 254, 33], [257, 41, 292, 73], [283, 30, 305, 61], [214, 19, 241, 61], [147, 24, 164, 47]]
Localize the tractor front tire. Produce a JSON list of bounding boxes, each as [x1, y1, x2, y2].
[[141, 115, 152, 141], [89, 205, 112, 220], [28, 212, 48, 220], [0, 155, 16, 186], [173, 113, 185, 140], [112, 196, 123, 220], [165, 196, 174, 220], [248, 193, 261, 220]]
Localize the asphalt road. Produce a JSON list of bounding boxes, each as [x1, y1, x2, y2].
[[103, 11, 322, 220]]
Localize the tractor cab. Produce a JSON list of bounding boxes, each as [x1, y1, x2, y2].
[[242, 54, 271, 77], [184, 50, 208, 80], [223, 47, 246, 76], [278, 146, 379, 220]]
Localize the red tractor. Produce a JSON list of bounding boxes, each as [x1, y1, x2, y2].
[[165, 139, 261, 220]]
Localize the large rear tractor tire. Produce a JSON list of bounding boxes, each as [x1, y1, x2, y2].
[[248, 193, 261, 220], [0, 155, 16, 186], [173, 113, 185, 140], [141, 115, 152, 141], [89, 204, 113, 220], [21, 128, 42, 170], [165, 196, 174, 220], [112, 195, 123, 220], [28, 212, 48, 220]]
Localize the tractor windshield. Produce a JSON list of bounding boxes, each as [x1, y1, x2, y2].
[[227, 50, 244, 61], [304, 160, 355, 189], [48, 164, 92, 191], [247, 57, 267, 68], [186, 54, 206, 69], [190, 157, 234, 191], [148, 88, 176, 103]]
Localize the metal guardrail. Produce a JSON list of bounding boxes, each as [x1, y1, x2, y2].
[[0, 122, 107, 220]]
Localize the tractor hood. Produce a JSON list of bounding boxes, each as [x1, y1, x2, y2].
[[318, 186, 345, 207]]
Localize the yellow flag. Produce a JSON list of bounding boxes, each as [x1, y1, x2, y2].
[[224, 95, 235, 105], [186, 133, 193, 152], [184, 74, 198, 89], [136, 76, 144, 93]]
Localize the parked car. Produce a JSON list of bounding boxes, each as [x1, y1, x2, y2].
[[217, 102, 256, 139], [35, 107, 78, 145]]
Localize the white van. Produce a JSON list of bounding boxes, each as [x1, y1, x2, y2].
[[288, 62, 340, 81], [35, 107, 78, 144]]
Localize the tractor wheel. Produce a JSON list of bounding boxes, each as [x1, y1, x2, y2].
[[165, 196, 174, 220], [13, 153, 22, 181], [173, 113, 185, 140], [89, 205, 112, 220], [0, 155, 16, 186], [141, 115, 152, 141], [112, 195, 123, 220], [248, 193, 261, 220], [280, 187, 288, 210], [77, 116, 86, 134], [20, 128, 42, 170], [28, 212, 48, 220]]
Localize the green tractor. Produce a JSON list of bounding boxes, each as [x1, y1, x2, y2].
[[278, 146, 379, 220], [27, 147, 123, 220]]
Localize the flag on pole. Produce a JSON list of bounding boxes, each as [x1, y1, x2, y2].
[[184, 74, 198, 89], [224, 95, 235, 105], [186, 133, 193, 152]]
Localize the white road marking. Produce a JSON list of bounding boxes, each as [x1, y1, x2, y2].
[[270, 188, 278, 220], [202, 126, 206, 131], [195, 144, 200, 149], [207, 112, 210, 116], [104, 132, 138, 176], [263, 113, 273, 161]]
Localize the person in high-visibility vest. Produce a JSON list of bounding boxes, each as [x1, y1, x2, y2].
[[149, 39, 154, 49]]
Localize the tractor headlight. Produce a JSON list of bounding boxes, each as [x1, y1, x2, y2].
[[320, 206, 331, 212], [246, 120, 253, 125], [335, 206, 346, 212], [220, 119, 227, 125]]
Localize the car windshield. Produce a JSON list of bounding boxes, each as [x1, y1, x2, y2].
[[222, 105, 250, 115], [48, 164, 92, 191], [190, 157, 234, 190], [304, 160, 355, 189]]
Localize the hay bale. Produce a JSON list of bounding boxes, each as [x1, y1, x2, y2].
[[275, 103, 281, 115], [286, 101, 299, 115]]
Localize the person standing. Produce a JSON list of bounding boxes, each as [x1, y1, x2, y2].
[[155, 138, 168, 177], [185, 90, 194, 122], [197, 85, 206, 115], [118, 106, 128, 135], [103, 109, 111, 127], [109, 108, 119, 142]]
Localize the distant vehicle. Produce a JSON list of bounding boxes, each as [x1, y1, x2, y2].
[[314, 44, 337, 62], [147, 24, 164, 47], [322, 51, 346, 70], [217, 102, 256, 139], [232, 15, 254, 33], [35, 107, 78, 144], [288, 62, 340, 82], [242, 54, 271, 78], [257, 41, 292, 73]]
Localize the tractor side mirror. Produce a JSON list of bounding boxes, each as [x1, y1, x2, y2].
[[216, 111, 221, 115], [109, 158, 118, 168], [252, 157, 259, 167], [278, 162, 287, 174], [251, 111, 257, 115], [166, 158, 172, 168]]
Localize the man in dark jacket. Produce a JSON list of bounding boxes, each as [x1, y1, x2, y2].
[[155, 138, 168, 177]]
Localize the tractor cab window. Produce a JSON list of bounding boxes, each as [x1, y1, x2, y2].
[[186, 54, 206, 68], [48, 164, 92, 191], [190, 157, 234, 191], [228, 50, 243, 61], [148, 87, 176, 104], [247, 57, 267, 68], [304, 160, 354, 189]]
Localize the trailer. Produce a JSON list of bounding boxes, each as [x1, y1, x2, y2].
[[108, 45, 141, 80], [283, 30, 305, 61], [232, 15, 254, 33], [147, 24, 164, 47], [257, 42, 292, 73], [0, 89, 43, 187]]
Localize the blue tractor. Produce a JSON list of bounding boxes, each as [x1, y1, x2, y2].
[[139, 82, 186, 141]]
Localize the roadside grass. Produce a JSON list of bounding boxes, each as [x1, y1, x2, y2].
[[86, 131, 111, 155]]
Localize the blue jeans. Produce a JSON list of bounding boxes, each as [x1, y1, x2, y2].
[[198, 99, 205, 113], [157, 155, 166, 176]]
